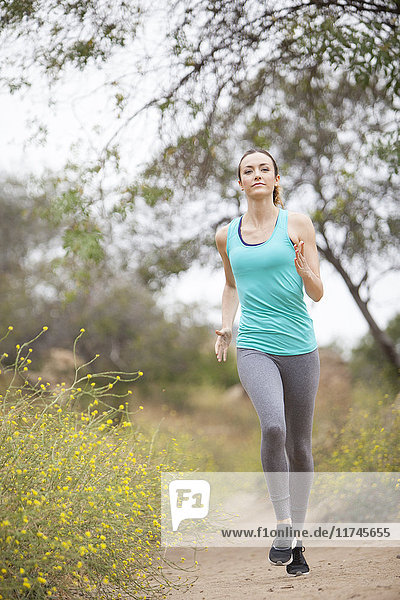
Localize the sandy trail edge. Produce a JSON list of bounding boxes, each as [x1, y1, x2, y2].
[[161, 546, 400, 600]]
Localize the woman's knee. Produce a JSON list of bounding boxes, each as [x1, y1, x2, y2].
[[261, 423, 286, 447], [286, 441, 313, 470]]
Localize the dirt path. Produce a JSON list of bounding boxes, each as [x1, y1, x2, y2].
[[162, 546, 400, 599]]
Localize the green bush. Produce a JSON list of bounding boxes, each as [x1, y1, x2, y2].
[[314, 382, 399, 471], [0, 327, 200, 600]]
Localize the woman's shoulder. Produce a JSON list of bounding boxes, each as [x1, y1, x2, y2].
[[215, 216, 241, 239], [215, 216, 241, 253], [287, 210, 314, 229], [215, 224, 228, 242], [287, 210, 316, 242]]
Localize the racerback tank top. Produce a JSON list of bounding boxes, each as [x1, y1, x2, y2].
[[226, 207, 317, 355]]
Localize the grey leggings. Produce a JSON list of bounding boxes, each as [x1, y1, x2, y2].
[[236, 346, 320, 530]]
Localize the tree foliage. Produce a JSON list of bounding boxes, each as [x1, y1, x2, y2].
[[169, 0, 399, 90], [2, 1, 398, 113], [0, 0, 143, 90], [163, 0, 400, 169], [0, 179, 231, 389], [1, 1, 399, 366], [349, 313, 400, 393], [0, 180, 60, 348]]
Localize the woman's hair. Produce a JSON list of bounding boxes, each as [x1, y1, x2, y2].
[[237, 148, 283, 207]]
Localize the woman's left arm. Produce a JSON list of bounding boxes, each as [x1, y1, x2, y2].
[[294, 215, 324, 302]]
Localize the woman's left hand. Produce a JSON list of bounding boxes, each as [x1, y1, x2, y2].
[[294, 241, 313, 279]]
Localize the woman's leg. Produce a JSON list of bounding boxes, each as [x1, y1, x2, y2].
[[273, 349, 320, 536], [236, 347, 290, 523]]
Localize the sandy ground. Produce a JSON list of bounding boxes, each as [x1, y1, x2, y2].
[[161, 546, 400, 600]]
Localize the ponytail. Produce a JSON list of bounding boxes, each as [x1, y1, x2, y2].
[[273, 182, 284, 207]]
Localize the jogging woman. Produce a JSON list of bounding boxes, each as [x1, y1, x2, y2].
[[214, 149, 323, 576]]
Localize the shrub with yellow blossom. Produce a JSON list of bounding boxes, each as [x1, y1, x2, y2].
[[314, 382, 400, 472], [0, 327, 198, 599]]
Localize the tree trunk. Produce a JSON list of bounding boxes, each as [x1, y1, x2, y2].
[[317, 243, 400, 371]]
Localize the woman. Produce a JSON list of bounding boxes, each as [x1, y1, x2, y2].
[[214, 149, 323, 576]]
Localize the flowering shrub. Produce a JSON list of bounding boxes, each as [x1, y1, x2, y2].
[[0, 327, 195, 599], [314, 383, 400, 472]]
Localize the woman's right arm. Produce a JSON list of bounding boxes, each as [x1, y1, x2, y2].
[[214, 226, 239, 362]]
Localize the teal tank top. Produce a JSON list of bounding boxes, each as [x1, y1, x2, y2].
[[226, 207, 317, 355]]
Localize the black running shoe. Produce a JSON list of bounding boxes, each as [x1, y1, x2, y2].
[[268, 544, 293, 566], [286, 546, 310, 576]]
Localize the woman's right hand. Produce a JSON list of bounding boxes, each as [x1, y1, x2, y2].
[[215, 327, 232, 362]]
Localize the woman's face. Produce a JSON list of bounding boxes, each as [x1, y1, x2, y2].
[[239, 152, 279, 198]]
